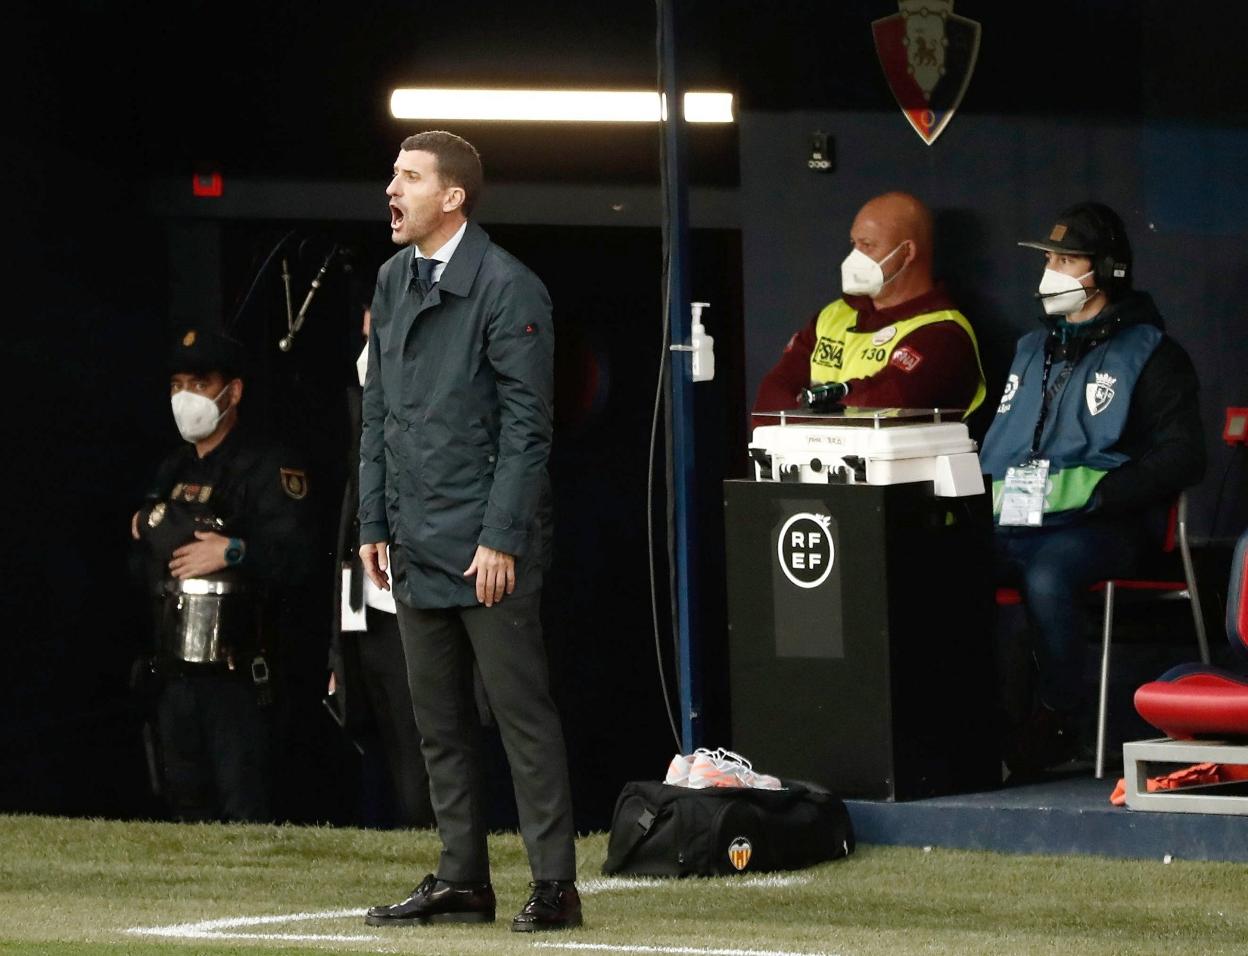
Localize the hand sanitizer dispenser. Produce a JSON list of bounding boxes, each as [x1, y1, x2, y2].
[[690, 301, 714, 383]]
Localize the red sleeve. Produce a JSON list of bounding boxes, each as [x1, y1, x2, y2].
[[751, 319, 819, 429], [845, 322, 980, 411]]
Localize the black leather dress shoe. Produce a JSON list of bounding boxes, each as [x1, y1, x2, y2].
[[364, 874, 496, 926], [510, 881, 582, 932]]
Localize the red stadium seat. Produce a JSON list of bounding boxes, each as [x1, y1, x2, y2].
[[1134, 526, 1248, 740]]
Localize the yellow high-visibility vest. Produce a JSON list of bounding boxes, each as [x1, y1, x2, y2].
[[809, 298, 986, 415]]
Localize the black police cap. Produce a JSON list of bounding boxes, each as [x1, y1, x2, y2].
[[169, 327, 248, 379]]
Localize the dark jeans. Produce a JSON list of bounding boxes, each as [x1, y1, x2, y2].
[[994, 517, 1149, 713], [156, 670, 271, 822]]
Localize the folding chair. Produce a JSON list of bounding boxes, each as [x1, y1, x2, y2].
[[995, 491, 1210, 779]]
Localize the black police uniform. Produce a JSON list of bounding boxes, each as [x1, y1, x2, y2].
[[141, 427, 316, 821], [137, 329, 316, 822]]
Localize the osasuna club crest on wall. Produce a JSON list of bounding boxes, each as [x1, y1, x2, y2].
[[872, 0, 982, 145]]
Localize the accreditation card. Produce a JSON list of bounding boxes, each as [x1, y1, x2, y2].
[[999, 459, 1050, 527]]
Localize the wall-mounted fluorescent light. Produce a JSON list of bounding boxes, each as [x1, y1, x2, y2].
[[390, 88, 734, 124]]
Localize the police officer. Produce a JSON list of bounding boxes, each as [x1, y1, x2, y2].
[[131, 327, 316, 822]]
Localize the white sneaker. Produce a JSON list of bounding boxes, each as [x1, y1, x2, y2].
[[687, 749, 745, 788], [664, 753, 694, 786]]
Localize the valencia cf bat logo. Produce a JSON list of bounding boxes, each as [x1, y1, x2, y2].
[[872, 0, 981, 145], [728, 837, 753, 871]]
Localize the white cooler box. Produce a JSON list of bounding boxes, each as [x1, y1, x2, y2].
[[750, 408, 984, 498]]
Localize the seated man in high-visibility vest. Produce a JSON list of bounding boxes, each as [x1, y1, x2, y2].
[[752, 191, 985, 426]]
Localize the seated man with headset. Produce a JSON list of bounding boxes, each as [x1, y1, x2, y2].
[[980, 202, 1205, 773]]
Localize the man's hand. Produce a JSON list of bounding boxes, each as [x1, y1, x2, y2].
[[464, 545, 515, 607], [130, 510, 141, 541], [360, 541, 391, 591], [169, 531, 230, 579]]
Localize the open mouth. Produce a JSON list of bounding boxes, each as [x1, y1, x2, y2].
[[389, 203, 405, 230]]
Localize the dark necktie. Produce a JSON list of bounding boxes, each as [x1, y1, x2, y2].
[[411, 256, 437, 298]]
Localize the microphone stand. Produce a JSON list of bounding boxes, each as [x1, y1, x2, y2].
[[279, 244, 338, 352]]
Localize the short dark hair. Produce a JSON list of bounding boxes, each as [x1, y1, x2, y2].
[[400, 130, 483, 216]]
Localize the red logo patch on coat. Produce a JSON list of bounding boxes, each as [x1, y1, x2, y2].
[[890, 345, 923, 373], [525, 323, 538, 335]]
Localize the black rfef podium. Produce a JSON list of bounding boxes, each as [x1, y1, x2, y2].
[[725, 479, 999, 801]]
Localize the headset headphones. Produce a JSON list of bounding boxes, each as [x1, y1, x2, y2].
[[1065, 201, 1132, 300]]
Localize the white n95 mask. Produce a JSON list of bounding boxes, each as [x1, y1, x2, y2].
[[1037, 268, 1094, 315], [171, 383, 233, 442], [840, 243, 906, 297], [355, 344, 369, 387]]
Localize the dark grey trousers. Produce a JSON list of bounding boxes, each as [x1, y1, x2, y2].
[[394, 592, 576, 882]]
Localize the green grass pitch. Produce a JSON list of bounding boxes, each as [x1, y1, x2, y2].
[[1, 814, 1246, 955]]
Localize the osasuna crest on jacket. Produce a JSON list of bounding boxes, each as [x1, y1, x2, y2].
[[980, 323, 1162, 522]]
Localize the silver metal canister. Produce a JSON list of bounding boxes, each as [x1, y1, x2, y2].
[[161, 577, 251, 664]]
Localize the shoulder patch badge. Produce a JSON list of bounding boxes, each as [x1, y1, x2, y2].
[[280, 467, 308, 500], [890, 345, 923, 372]]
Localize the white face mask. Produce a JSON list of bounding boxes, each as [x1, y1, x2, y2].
[[840, 243, 907, 297], [355, 344, 369, 387], [1037, 268, 1095, 315], [171, 382, 234, 442]]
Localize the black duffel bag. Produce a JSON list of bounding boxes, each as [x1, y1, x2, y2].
[[603, 780, 854, 877]]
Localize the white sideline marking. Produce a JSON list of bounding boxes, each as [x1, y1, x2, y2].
[[127, 907, 373, 943], [535, 945, 838, 956], [125, 876, 817, 947]]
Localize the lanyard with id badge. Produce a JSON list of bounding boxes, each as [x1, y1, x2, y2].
[[999, 349, 1072, 527]]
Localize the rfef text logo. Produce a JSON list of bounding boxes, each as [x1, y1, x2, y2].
[[776, 513, 835, 589]]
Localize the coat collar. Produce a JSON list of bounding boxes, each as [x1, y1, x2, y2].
[[434, 220, 489, 298]]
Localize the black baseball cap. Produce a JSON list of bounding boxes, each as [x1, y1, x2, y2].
[[168, 327, 247, 379], [1017, 202, 1127, 258]]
